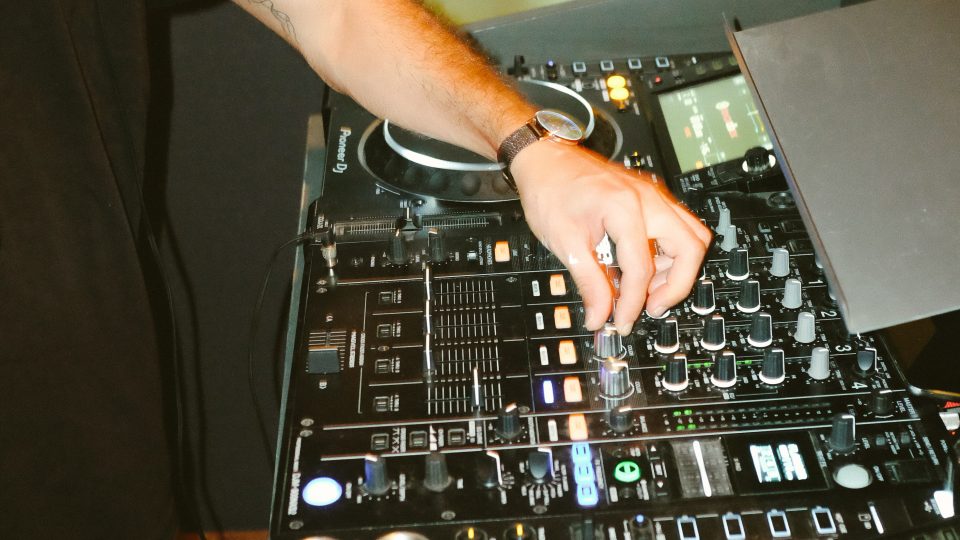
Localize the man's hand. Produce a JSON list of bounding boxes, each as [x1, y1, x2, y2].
[[512, 141, 712, 334]]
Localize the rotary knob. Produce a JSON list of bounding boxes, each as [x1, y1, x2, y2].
[[423, 452, 452, 492], [770, 247, 790, 277], [736, 279, 761, 313], [855, 347, 877, 376], [781, 278, 803, 309], [593, 321, 626, 360], [495, 403, 522, 440], [701, 315, 726, 351], [726, 248, 749, 281], [662, 354, 689, 392], [363, 453, 391, 496], [389, 229, 407, 265], [717, 207, 732, 232], [808, 346, 831, 380], [711, 350, 738, 388], [600, 358, 634, 400], [748, 312, 773, 348], [743, 146, 774, 174], [476, 450, 503, 489], [871, 388, 895, 416], [607, 405, 635, 433], [720, 224, 738, 252], [654, 317, 680, 354], [760, 347, 786, 385], [828, 413, 857, 453], [794, 311, 816, 343], [526, 448, 554, 484], [692, 279, 716, 315]]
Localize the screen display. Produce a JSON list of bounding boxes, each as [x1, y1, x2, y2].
[[750, 443, 809, 484], [658, 74, 772, 172]]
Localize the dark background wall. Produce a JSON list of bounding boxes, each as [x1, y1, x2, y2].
[[148, 1, 324, 529]]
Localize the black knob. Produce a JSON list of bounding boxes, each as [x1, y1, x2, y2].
[[526, 449, 554, 484], [744, 146, 774, 174], [503, 523, 534, 540], [389, 229, 407, 265], [654, 317, 680, 354], [663, 354, 689, 392], [726, 248, 750, 281], [363, 453, 391, 495], [496, 403, 522, 440], [871, 388, 894, 416], [760, 348, 786, 385], [748, 312, 773, 348], [701, 315, 726, 351], [428, 228, 445, 262], [711, 350, 738, 388], [423, 452, 451, 492], [855, 347, 877, 376], [546, 59, 559, 80], [828, 413, 857, 453], [736, 279, 761, 313], [476, 451, 502, 488], [510, 55, 527, 77], [607, 405, 635, 433], [692, 279, 716, 315], [629, 514, 654, 540]]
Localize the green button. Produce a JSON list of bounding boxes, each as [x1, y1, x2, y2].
[[676, 425, 686, 431], [687, 423, 697, 430], [673, 410, 682, 417], [683, 409, 693, 416], [614, 460, 642, 483]]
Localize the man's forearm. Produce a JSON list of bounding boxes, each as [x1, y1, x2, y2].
[[233, 0, 534, 159]]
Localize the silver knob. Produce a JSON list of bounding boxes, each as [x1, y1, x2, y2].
[[794, 311, 816, 343], [781, 278, 803, 309], [720, 224, 738, 252], [593, 321, 625, 360], [717, 207, 732, 232], [600, 358, 634, 400], [808, 346, 831, 380], [770, 248, 790, 277]]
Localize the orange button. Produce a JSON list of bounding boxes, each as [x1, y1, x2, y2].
[[494, 241, 511, 262], [558, 340, 578, 365], [554, 306, 572, 329], [549, 273, 567, 296], [568, 413, 588, 441], [609, 87, 630, 101], [563, 376, 583, 403]]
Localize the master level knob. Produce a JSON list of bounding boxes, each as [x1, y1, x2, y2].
[[748, 312, 773, 348], [600, 358, 634, 400], [871, 388, 894, 416], [711, 350, 738, 388], [654, 317, 680, 354], [736, 279, 761, 313], [726, 248, 749, 281], [808, 346, 831, 380], [662, 354, 689, 392], [692, 279, 716, 315], [770, 248, 790, 277], [607, 405, 635, 433], [855, 347, 878, 376], [760, 348, 786, 385], [829, 413, 857, 453], [794, 311, 817, 343], [717, 207, 732, 232], [363, 453, 391, 496], [496, 403, 522, 440], [389, 229, 407, 265], [423, 451, 452, 492], [593, 321, 625, 359], [526, 449, 554, 484], [720, 224, 738, 252], [781, 278, 803, 309], [701, 315, 726, 351]]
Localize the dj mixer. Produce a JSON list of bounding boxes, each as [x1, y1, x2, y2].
[[269, 51, 959, 539]]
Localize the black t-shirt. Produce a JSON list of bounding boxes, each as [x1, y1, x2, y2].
[[0, 0, 177, 537]]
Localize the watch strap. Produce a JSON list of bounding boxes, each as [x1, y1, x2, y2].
[[497, 122, 540, 192]]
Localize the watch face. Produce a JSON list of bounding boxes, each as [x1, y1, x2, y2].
[[535, 110, 584, 142]]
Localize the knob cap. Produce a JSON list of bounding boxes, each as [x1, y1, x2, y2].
[[828, 413, 857, 453], [736, 279, 761, 313], [692, 279, 716, 315], [423, 452, 452, 492], [701, 315, 726, 351], [781, 278, 803, 309], [711, 350, 738, 388], [654, 317, 680, 354], [389, 229, 407, 265], [871, 388, 894, 416], [720, 224, 738, 252], [476, 451, 503, 488], [726, 248, 749, 281], [760, 348, 786, 385], [743, 146, 774, 174], [794, 311, 816, 343], [748, 312, 773, 348], [662, 354, 689, 392], [496, 403, 522, 440], [717, 207, 732, 233], [808, 346, 831, 380], [770, 248, 790, 277], [428, 228, 445, 262], [600, 358, 634, 400], [607, 405, 635, 433], [855, 347, 877, 376], [593, 321, 625, 360], [363, 454, 391, 496], [526, 448, 554, 484]]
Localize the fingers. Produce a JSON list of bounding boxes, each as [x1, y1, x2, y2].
[[603, 204, 655, 335], [645, 232, 707, 315], [559, 238, 613, 331]]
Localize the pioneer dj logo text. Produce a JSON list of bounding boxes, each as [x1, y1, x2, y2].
[[332, 126, 351, 173]]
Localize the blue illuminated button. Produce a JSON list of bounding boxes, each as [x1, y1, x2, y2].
[[571, 443, 592, 464], [576, 483, 599, 507], [573, 462, 596, 485], [302, 476, 343, 507]]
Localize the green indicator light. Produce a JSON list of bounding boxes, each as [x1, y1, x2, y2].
[[684, 409, 693, 416], [673, 410, 682, 417], [613, 460, 642, 483], [676, 425, 686, 431], [687, 423, 697, 430]]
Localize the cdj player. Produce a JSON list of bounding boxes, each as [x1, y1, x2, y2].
[[269, 52, 959, 539]]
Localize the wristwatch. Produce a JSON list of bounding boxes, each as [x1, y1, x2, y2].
[[497, 110, 585, 192]]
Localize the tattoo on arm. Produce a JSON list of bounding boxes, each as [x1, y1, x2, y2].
[[247, 0, 298, 44]]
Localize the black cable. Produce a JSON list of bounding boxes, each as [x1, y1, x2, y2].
[[248, 232, 315, 468]]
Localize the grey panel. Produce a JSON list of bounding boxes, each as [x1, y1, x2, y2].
[[468, 0, 839, 61], [732, 0, 960, 332]]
